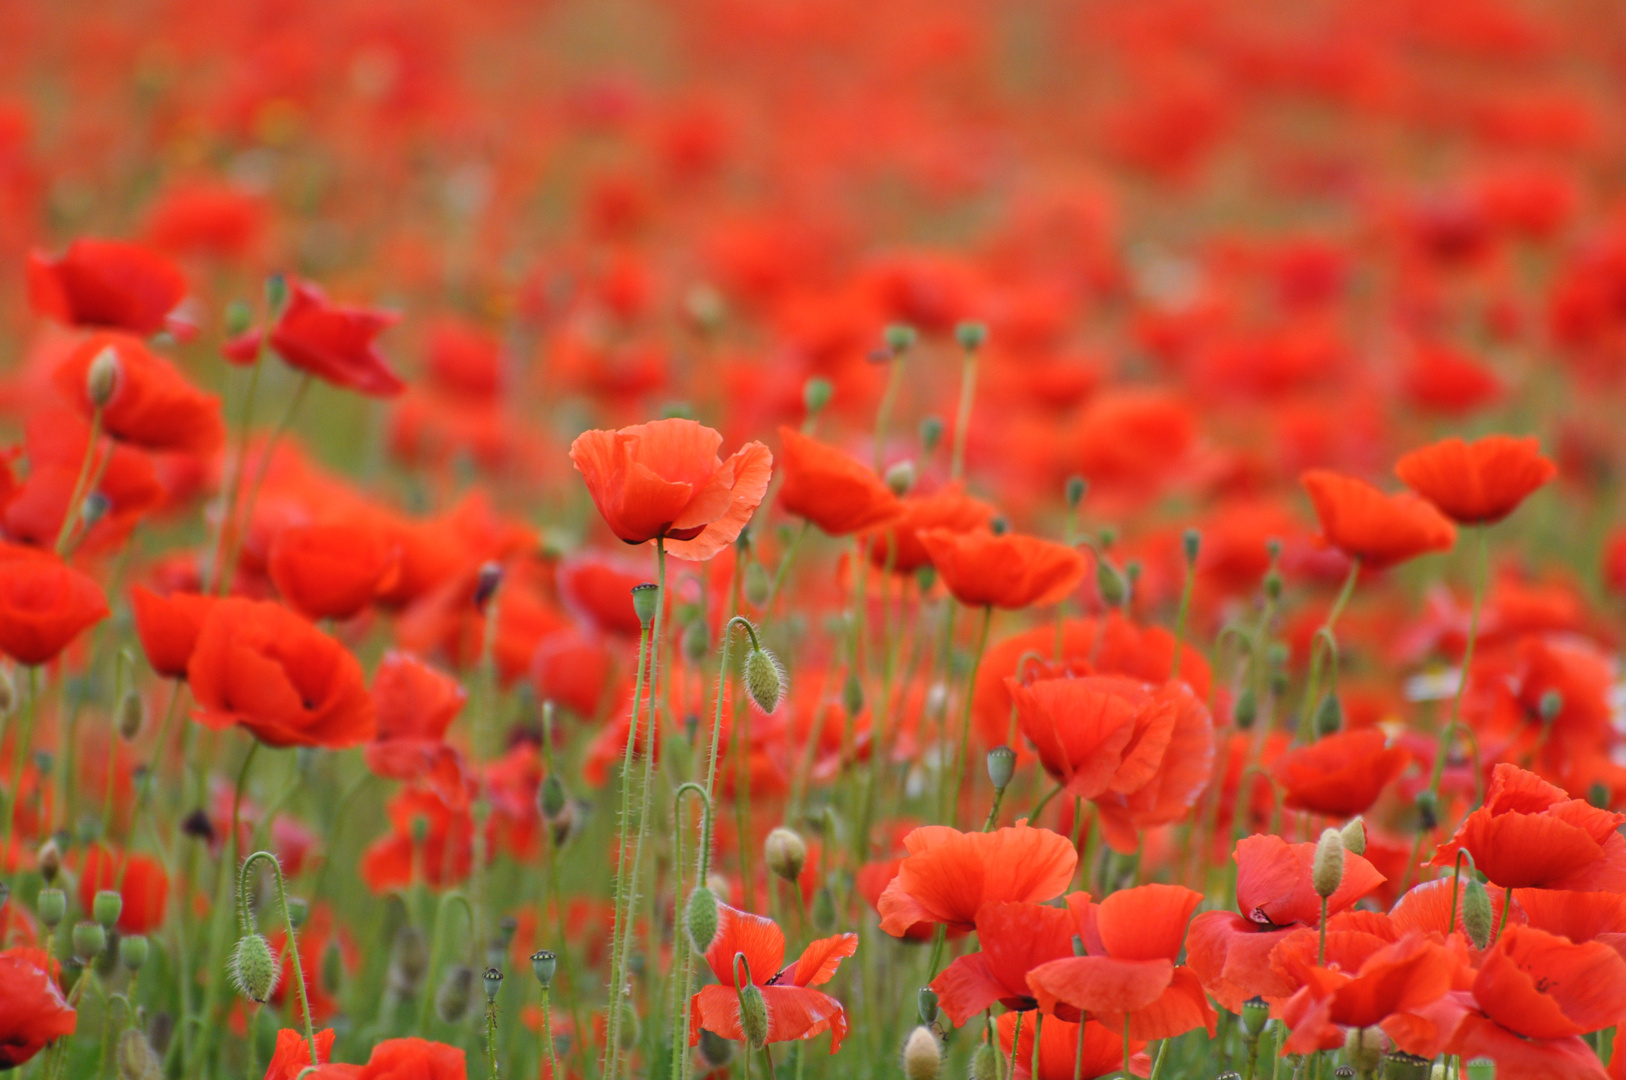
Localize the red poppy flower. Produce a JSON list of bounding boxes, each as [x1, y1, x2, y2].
[[263, 1028, 347, 1080], [0, 543, 110, 666], [776, 426, 901, 536], [556, 551, 649, 636], [1300, 470, 1457, 570], [365, 652, 467, 800], [1187, 834, 1386, 1011], [187, 598, 376, 749], [77, 844, 168, 934], [0, 947, 75, 1069], [52, 332, 224, 455], [918, 528, 1087, 609], [355, 1037, 466, 1080], [268, 519, 403, 621], [224, 280, 405, 398], [864, 483, 997, 574], [1027, 885, 1217, 1040], [994, 1012, 1149, 1080], [878, 822, 1077, 936], [361, 786, 475, 892], [1513, 889, 1626, 953], [27, 238, 186, 336], [570, 418, 772, 561], [1388, 877, 1524, 943], [930, 900, 1076, 1024], [130, 584, 217, 680], [143, 182, 267, 260], [1431, 764, 1626, 891], [1395, 435, 1557, 526], [689, 903, 857, 1052], [1273, 931, 1459, 1054], [4, 408, 162, 553], [1274, 728, 1410, 818]]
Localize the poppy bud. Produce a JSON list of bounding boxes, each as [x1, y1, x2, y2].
[[1242, 996, 1269, 1036], [682, 619, 709, 664], [474, 561, 503, 612], [970, 1043, 1000, 1080], [803, 376, 833, 417], [1461, 877, 1493, 949], [903, 1025, 942, 1080], [265, 272, 289, 313], [1538, 689, 1562, 724], [1313, 693, 1343, 738], [618, 1002, 640, 1049], [118, 690, 146, 741], [842, 670, 864, 717], [686, 284, 727, 332], [94, 889, 123, 928], [1263, 568, 1283, 601], [539, 774, 568, 819], [884, 324, 917, 356], [1313, 827, 1344, 899], [745, 647, 785, 714], [1095, 559, 1127, 608], [919, 416, 944, 454], [986, 746, 1016, 791], [229, 932, 279, 1003], [1345, 1026, 1387, 1074], [764, 827, 806, 882], [38, 887, 66, 928], [917, 986, 939, 1025], [387, 924, 429, 996], [483, 966, 503, 1004], [117, 1028, 163, 1080], [120, 934, 149, 971], [530, 949, 557, 988], [1415, 790, 1439, 832], [224, 298, 254, 337], [1182, 528, 1201, 565], [1065, 475, 1088, 509], [1381, 1052, 1432, 1080], [81, 492, 111, 528], [436, 964, 475, 1022], [811, 886, 837, 932], [39, 840, 61, 883], [286, 897, 308, 929], [885, 459, 916, 497], [698, 1029, 733, 1069], [744, 561, 770, 608], [1591, 782, 1612, 809], [86, 346, 122, 409], [955, 321, 987, 352], [181, 808, 215, 843], [0, 667, 12, 716], [1340, 816, 1367, 856], [1232, 686, 1258, 729], [323, 938, 345, 996], [737, 983, 769, 1049], [630, 583, 659, 629], [686, 885, 719, 950], [990, 516, 1009, 536]]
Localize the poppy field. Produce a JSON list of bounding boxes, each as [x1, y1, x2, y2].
[[6, 0, 1626, 1078]]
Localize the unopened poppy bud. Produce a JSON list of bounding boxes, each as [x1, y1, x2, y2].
[[1591, 782, 1611, 809], [39, 839, 61, 883], [1415, 790, 1439, 832], [917, 986, 939, 1025], [686, 885, 719, 950], [1182, 528, 1201, 565], [682, 619, 709, 664], [1382, 1052, 1432, 1080], [81, 492, 111, 529], [744, 561, 770, 607], [744, 647, 784, 714], [473, 561, 503, 612], [737, 982, 769, 1049], [117, 1028, 163, 1080], [630, 583, 659, 628], [904, 1025, 942, 1080], [266, 272, 288, 312], [812, 886, 837, 932], [530, 949, 557, 988], [884, 324, 917, 356], [387, 924, 429, 996], [1095, 559, 1126, 608], [842, 669, 864, 717], [229, 932, 279, 1003], [87, 346, 122, 408], [698, 1029, 733, 1068], [224, 298, 254, 337], [1241, 996, 1269, 1036], [285, 897, 308, 929], [118, 690, 146, 741], [93, 889, 123, 928], [885, 459, 916, 497], [1340, 816, 1367, 856], [986, 746, 1016, 791], [1233, 686, 1258, 729], [1539, 689, 1562, 723], [436, 964, 475, 1022], [1345, 1026, 1387, 1073], [37, 887, 66, 928], [1263, 568, 1283, 601], [539, 774, 567, 819], [1461, 877, 1492, 949], [482, 966, 503, 1003], [803, 376, 833, 417], [955, 321, 987, 352], [618, 1002, 640, 1049], [919, 416, 944, 454], [323, 938, 345, 995], [990, 516, 1009, 536], [1065, 475, 1087, 509], [120, 934, 149, 971], [1313, 828, 1344, 899], [765, 827, 806, 882], [1313, 693, 1343, 737], [970, 1042, 1000, 1080]]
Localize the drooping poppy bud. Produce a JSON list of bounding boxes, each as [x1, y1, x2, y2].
[[118, 689, 146, 741], [764, 827, 807, 882], [1340, 816, 1367, 856], [1461, 878, 1493, 949], [903, 1026, 942, 1080], [744, 646, 784, 713], [1313, 693, 1343, 737], [436, 965, 475, 1022], [1313, 827, 1344, 899], [686, 885, 719, 950], [842, 670, 864, 717], [229, 932, 279, 1003], [737, 982, 769, 1049]]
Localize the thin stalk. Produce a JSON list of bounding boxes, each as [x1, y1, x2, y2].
[[53, 407, 104, 554], [946, 605, 994, 827], [1296, 559, 1360, 743], [951, 341, 979, 482], [241, 851, 319, 1066]]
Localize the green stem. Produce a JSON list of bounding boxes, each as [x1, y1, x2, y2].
[[221, 372, 312, 593], [53, 407, 104, 554], [947, 605, 994, 827], [951, 342, 979, 482], [763, 520, 810, 615], [1296, 559, 1360, 743], [416, 891, 475, 1032], [0, 667, 41, 861], [1008, 1011, 1025, 1080], [539, 987, 559, 1079], [240, 850, 319, 1066]]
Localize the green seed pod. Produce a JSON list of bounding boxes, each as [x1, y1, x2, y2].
[[885, 459, 916, 497], [539, 774, 568, 819], [1340, 816, 1367, 856], [919, 416, 944, 455], [954, 321, 987, 352], [630, 583, 660, 629], [1539, 689, 1562, 724], [1095, 559, 1126, 608], [1232, 686, 1258, 730], [903, 1025, 942, 1080], [483, 966, 503, 1004], [686, 885, 720, 951], [917, 986, 939, 1026], [986, 746, 1016, 791], [764, 827, 807, 882], [970, 1042, 1000, 1080], [93, 889, 123, 928], [228, 932, 279, 1003], [884, 324, 917, 355], [1065, 475, 1087, 509], [1313, 827, 1344, 900], [744, 647, 785, 714], [1182, 528, 1202, 565], [744, 561, 771, 608], [698, 1028, 734, 1069], [436, 964, 475, 1023], [37, 887, 67, 928], [323, 938, 344, 996], [1381, 1052, 1433, 1080], [1242, 996, 1270, 1036], [1333, 1068, 1354, 1079], [530, 949, 557, 988], [87, 346, 122, 408], [842, 670, 864, 717], [1313, 693, 1343, 738], [119, 934, 149, 971], [811, 886, 837, 933], [116, 1028, 163, 1080], [1263, 569, 1283, 601], [73, 920, 108, 962], [117, 690, 146, 742], [1461, 877, 1493, 950], [803, 377, 833, 417], [737, 983, 768, 1049], [1344, 1026, 1387, 1074]]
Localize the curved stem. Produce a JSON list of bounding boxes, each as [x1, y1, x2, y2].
[[53, 407, 104, 554], [241, 850, 319, 1066], [416, 891, 475, 1032], [1296, 559, 1360, 743]]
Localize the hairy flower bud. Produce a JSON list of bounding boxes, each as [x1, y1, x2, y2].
[[903, 1026, 942, 1080], [229, 932, 279, 1003], [686, 885, 719, 951], [116, 1028, 163, 1080], [1095, 559, 1126, 608], [39, 839, 61, 884], [1233, 686, 1258, 730], [1461, 877, 1493, 950], [682, 619, 709, 664], [0, 667, 12, 717], [737, 983, 769, 1049], [1340, 816, 1367, 856], [986, 746, 1016, 791], [764, 827, 806, 883], [970, 1042, 1000, 1080], [1313, 827, 1344, 900], [1313, 693, 1343, 738], [1345, 1026, 1387, 1074], [117, 689, 146, 741], [1065, 475, 1087, 510], [436, 964, 475, 1023], [744, 647, 785, 714]]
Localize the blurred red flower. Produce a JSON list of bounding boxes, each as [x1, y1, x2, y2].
[[27, 238, 186, 336]]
